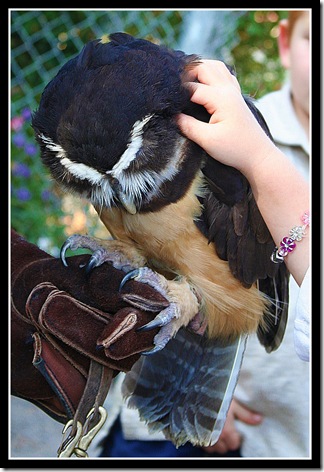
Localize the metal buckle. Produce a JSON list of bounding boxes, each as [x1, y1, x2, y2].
[[57, 419, 83, 458], [57, 406, 107, 458]]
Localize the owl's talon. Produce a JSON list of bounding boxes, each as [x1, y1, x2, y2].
[[141, 345, 164, 356], [136, 305, 177, 332], [119, 269, 142, 292], [60, 234, 93, 268], [120, 266, 199, 351], [60, 234, 144, 272], [85, 249, 105, 274], [136, 318, 164, 332], [141, 333, 172, 355], [60, 240, 71, 267]]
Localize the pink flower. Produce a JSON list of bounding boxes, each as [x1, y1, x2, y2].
[[11, 116, 24, 131], [301, 212, 310, 226]]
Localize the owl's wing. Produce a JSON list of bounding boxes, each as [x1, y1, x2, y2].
[[189, 96, 289, 352], [122, 328, 247, 447]]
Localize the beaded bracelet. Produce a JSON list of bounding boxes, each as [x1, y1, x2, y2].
[[271, 212, 310, 264]]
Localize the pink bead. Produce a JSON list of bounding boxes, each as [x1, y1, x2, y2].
[[301, 212, 310, 226]]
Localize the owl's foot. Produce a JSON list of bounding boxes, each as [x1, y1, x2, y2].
[[60, 234, 146, 273], [60, 236, 203, 354], [120, 267, 202, 354]]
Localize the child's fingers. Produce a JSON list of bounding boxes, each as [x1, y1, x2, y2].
[[184, 59, 241, 90], [175, 113, 211, 147]]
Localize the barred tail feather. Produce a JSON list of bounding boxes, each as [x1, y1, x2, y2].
[[122, 328, 247, 447]]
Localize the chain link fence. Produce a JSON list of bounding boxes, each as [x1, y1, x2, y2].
[[11, 10, 244, 116]]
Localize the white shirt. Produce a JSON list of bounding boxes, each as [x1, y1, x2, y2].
[[233, 83, 310, 458], [256, 82, 310, 362]]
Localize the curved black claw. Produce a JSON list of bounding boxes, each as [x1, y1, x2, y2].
[[136, 317, 166, 333], [60, 238, 93, 271], [119, 269, 141, 292], [136, 304, 178, 334], [140, 334, 172, 356], [60, 240, 71, 267], [140, 345, 165, 356], [85, 258, 97, 275], [85, 250, 104, 275]]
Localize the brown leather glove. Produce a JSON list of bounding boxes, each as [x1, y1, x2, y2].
[[11, 229, 168, 425]]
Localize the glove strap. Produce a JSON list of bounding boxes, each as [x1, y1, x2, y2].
[[57, 360, 113, 458], [24, 283, 114, 457]]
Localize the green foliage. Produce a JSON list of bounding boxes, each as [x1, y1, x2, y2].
[[11, 109, 66, 255], [230, 10, 288, 98]]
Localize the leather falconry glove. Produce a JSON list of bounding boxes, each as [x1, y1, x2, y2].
[[10, 229, 168, 457]]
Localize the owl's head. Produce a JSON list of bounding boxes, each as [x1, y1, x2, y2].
[[32, 32, 208, 214]]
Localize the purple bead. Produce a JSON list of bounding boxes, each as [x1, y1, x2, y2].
[[278, 247, 288, 257], [279, 237, 296, 256]]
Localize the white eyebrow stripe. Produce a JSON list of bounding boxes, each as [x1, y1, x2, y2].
[[39, 133, 67, 158], [157, 135, 187, 182], [60, 158, 104, 184], [38, 133, 105, 185], [38, 113, 154, 186], [109, 114, 154, 179], [114, 135, 187, 205]]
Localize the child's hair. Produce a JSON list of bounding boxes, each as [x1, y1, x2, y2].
[[287, 11, 308, 41]]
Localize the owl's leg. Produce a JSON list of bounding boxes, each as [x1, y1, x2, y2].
[[60, 235, 202, 353], [120, 267, 202, 354], [60, 234, 147, 272]]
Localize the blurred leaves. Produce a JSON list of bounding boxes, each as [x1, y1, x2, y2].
[[231, 10, 288, 98]]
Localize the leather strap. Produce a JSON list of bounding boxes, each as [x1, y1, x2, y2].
[[57, 360, 113, 457], [73, 360, 113, 435], [32, 332, 87, 421]]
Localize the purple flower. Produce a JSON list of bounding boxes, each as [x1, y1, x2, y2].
[[12, 162, 31, 178], [12, 133, 26, 148], [21, 108, 32, 121], [41, 189, 52, 201], [15, 187, 31, 201], [24, 143, 38, 156]]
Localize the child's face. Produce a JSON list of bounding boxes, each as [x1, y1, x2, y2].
[[288, 12, 310, 117], [278, 11, 310, 121]]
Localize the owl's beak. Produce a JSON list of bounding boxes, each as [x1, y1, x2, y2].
[[117, 191, 137, 215], [110, 178, 137, 214]]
